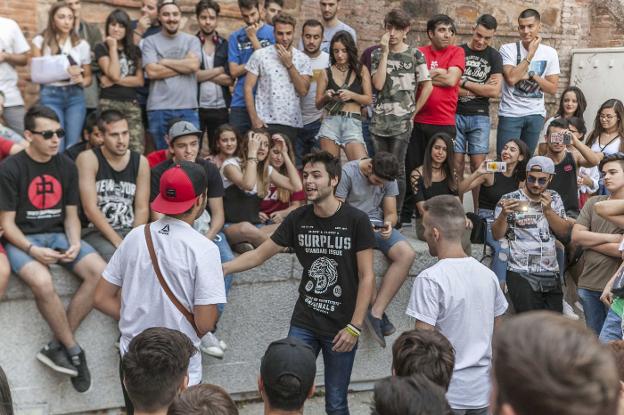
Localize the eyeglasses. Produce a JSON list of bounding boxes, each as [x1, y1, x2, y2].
[[600, 114, 618, 120], [526, 175, 548, 186], [30, 129, 65, 139]]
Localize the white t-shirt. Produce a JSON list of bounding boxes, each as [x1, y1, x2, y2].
[[591, 136, 621, 156], [498, 42, 560, 118], [220, 157, 273, 192], [245, 45, 312, 128], [32, 35, 91, 87], [406, 257, 508, 410], [102, 217, 226, 385], [0, 17, 30, 106], [301, 51, 330, 125]]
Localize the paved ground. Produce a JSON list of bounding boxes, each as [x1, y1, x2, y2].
[[237, 391, 374, 415]]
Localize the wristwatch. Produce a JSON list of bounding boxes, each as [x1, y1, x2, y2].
[[528, 71, 536, 81]]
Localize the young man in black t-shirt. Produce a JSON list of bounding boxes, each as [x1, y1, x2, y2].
[[455, 14, 503, 210], [0, 106, 107, 393], [224, 151, 376, 414]]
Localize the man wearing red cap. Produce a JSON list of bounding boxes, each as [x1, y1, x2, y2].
[[94, 160, 226, 414]]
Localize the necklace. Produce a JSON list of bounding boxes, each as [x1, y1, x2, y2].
[[335, 63, 349, 72], [334, 201, 342, 214]]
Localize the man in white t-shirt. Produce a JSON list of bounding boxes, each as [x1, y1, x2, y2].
[[94, 161, 226, 412], [297, 19, 329, 167], [406, 194, 507, 415], [245, 13, 311, 142], [497, 8, 560, 155], [0, 16, 31, 135]]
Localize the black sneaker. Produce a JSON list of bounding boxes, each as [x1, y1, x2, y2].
[[69, 350, 92, 393], [365, 310, 386, 348], [36, 343, 78, 377], [381, 313, 396, 337]]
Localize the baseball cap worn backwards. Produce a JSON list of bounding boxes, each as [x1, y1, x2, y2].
[[151, 161, 207, 215], [526, 156, 556, 175]]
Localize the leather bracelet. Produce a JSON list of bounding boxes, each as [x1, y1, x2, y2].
[[247, 157, 258, 163], [286, 64, 294, 70], [26, 244, 33, 255], [461, 79, 468, 88]]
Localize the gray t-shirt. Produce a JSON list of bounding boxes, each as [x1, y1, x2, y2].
[[335, 160, 399, 222], [406, 257, 508, 409], [298, 20, 357, 54], [142, 31, 202, 110]]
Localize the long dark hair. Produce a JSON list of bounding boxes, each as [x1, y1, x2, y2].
[[556, 86, 586, 119], [40, 2, 81, 54], [329, 31, 362, 82], [587, 99, 624, 152], [501, 138, 529, 183], [211, 123, 243, 158], [0, 366, 13, 415], [422, 133, 456, 191], [105, 9, 141, 62]]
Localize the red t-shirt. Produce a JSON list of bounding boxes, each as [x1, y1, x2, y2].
[[146, 149, 168, 168], [0, 137, 14, 160], [414, 45, 465, 126], [260, 183, 305, 215]]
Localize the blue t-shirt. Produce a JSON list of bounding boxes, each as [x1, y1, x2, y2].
[[228, 24, 275, 108]]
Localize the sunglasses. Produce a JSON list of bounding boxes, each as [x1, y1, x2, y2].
[[526, 175, 548, 186], [31, 129, 65, 139]]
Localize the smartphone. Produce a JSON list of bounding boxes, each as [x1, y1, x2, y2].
[[563, 132, 573, 145], [549, 132, 565, 144], [516, 200, 530, 212], [370, 219, 386, 229], [486, 161, 507, 173], [54, 248, 66, 254]]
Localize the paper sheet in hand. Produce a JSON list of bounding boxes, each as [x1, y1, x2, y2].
[[31, 55, 71, 84]]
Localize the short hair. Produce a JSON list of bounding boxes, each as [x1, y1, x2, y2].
[[168, 384, 238, 415], [82, 111, 100, 135], [265, 0, 283, 7], [493, 311, 620, 415], [372, 375, 452, 415], [568, 116, 587, 137], [384, 9, 411, 30], [122, 327, 196, 412], [302, 18, 324, 35], [158, 0, 180, 12], [302, 151, 342, 184], [608, 340, 624, 382], [599, 152, 624, 172], [372, 152, 400, 181], [238, 0, 260, 10], [24, 105, 60, 132], [422, 195, 466, 240], [546, 118, 569, 137], [272, 12, 296, 28], [426, 14, 456, 35], [519, 8, 540, 21], [195, 0, 220, 16], [476, 14, 497, 30], [97, 109, 126, 132], [391, 329, 455, 390]]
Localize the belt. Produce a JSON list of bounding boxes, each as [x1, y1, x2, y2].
[[331, 111, 362, 120]]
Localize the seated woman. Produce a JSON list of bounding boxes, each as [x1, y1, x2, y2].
[[260, 133, 305, 225], [411, 132, 471, 254], [207, 124, 241, 169], [459, 138, 528, 281], [221, 128, 302, 252]]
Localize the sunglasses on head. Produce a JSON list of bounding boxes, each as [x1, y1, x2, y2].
[[31, 129, 65, 139], [526, 175, 548, 186]]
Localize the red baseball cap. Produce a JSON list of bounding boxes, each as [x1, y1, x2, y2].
[[151, 161, 207, 215]]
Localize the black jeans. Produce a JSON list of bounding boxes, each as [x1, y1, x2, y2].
[[506, 270, 563, 313], [199, 107, 229, 152], [401, 123, 457, 222]]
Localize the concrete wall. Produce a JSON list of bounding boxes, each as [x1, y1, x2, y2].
[[0, 239, 466, 414]]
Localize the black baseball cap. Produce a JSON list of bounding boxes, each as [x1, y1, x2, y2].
[[260, 337, 317, 410], [151, 161, 207, 215]]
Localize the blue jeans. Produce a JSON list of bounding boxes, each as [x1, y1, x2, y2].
[[296, 119, 321, 168], [599, 309, 622, 342], [455, 114, 490, 155], [40, 85, 86, 151], [230, 107, 252, 136], [361, 117, 375, 157], [213, 232, 235, 315], [479, 209, 509, 282], [496, 114, 545, 155], [148, 109, 199, 150], [288, 325, 357, 415], [577, 288, 608, 335]]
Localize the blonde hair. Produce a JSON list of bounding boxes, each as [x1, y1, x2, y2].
[[240, 128, 271, 199], [270, 133, 296, 204]]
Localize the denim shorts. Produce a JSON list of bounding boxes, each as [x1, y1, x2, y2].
[[317, 114, 365, 147], [455, 114, 490, 155], [5, 233, 96, 273], [373, 228, 408, 255]]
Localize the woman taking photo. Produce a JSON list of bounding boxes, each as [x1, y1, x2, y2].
[[31, 1, 92, 151], [95, 9, 144, 153], [459, 139, 529, 281], [315, 31, 372, 161]]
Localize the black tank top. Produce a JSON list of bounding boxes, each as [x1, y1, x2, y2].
[[326, 67, 364, 98], [479, 172, 520, 211], [549, 152, 579, 214], [93, 147, 141, 230]]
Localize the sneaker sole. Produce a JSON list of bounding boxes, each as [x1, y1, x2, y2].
[[36, 353, 78, 377], [382, 326, 397, 337], [364, 317, 387, 348], [200, 346, 224, 359]]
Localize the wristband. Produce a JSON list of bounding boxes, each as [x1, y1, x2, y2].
[[286, 64, 294, 70], [345, 323, 361, 337], [26, 244, 33, 255], [524, 57, 531, 65], [134, 30, 144, 37], [247, 157, 258, 163], [461, 79, 468, 88]]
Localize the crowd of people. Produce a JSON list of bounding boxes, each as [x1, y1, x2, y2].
[[2, 0, 624, 414]]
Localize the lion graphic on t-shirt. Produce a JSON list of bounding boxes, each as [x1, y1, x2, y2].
[[307, 257, 338, 295]]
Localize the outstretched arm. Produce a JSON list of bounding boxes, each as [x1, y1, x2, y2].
[[222, 238, 283, 275]]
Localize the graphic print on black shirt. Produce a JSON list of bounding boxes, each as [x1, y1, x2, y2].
[[271, 204, 376, 337], [0, 151, 79, 234], [457, 45, 503, 115]]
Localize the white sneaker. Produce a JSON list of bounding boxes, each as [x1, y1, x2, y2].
[[200, 332, 224, 358], [563, 300, 579, 320], [219, 339, 228, 351]]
